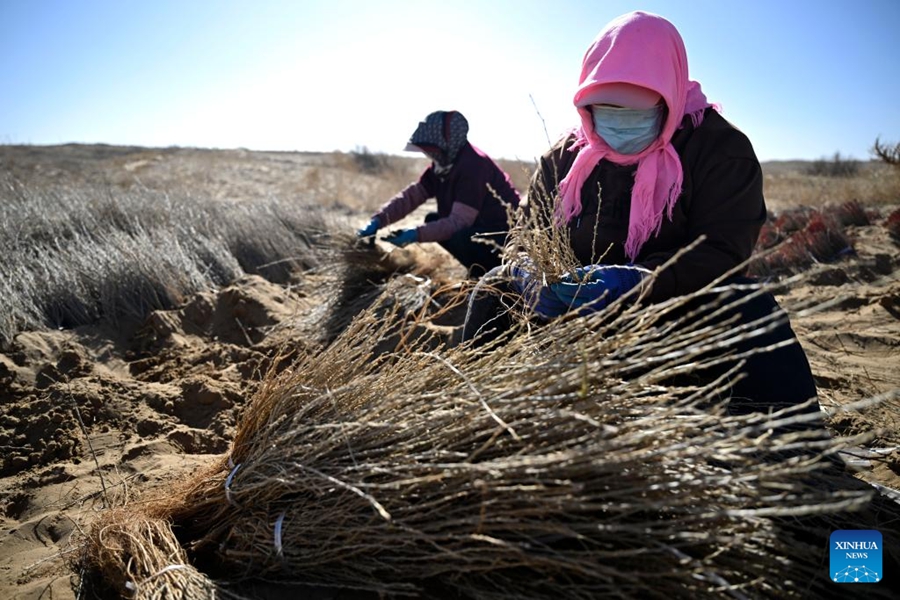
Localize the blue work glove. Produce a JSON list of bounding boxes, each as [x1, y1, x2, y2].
[[356, 217, 381, 238], [550, 264, 647, 314], [509, 265, 569, 319], [382, 228, 418, 247]]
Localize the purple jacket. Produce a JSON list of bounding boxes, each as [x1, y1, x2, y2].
[[374, 142, 520, 243]]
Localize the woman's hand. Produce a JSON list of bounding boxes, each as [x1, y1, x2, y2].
[[551, 265, 648, 312], [382, 228, 418, 247], [509, 265, 570, 319], [356, 217, 381, 238]]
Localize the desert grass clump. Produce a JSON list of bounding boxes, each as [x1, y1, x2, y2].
[[0, 176, 341, 345], [74, 276, 900, 599]]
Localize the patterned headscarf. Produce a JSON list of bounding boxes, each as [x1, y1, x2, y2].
[[557, 11, 715, 261], [407, 110, 469, 166]]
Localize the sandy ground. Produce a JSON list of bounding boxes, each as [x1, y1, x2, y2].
[[0, 145, 898, 598]]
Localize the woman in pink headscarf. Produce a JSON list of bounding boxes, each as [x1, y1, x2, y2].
[[463, 11, 819, 417], [538, 10, 762, 303]]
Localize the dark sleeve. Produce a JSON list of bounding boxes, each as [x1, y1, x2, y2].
[[372, 166, 436, 226], [638, 134, 766, 302], [372, 182, 430, 227], [416, 202, 479, 243]]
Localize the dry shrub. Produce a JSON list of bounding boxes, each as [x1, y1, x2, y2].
[[776, 199, 874, 231], [872, 137, 900, 167], [75, 277, 899, 599], [773, 206, 816, 234], [805, 152, 860, 178], [349, 146, 394, 175]]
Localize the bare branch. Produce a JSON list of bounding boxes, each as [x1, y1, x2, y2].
[[872, 137, 900, 166]]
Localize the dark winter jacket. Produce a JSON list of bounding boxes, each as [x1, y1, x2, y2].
[[528, 108, 765, 303]]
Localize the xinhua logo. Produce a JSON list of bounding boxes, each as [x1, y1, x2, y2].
[[830, 530, 882, 583]]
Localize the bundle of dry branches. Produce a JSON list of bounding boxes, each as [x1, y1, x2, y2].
[[75, 189, 898, 598], [76, 509, 221, 600], [315, 231, 434, 342], [502, 179, 580, 283], [75, 276, 898, 600]]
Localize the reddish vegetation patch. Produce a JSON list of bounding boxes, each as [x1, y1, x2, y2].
[[834, 199, 871, 227], [773, 205, 816, 234], [751, 208, 855, 277], [886, 207, 900, 242], [756, 221, 781, 250]]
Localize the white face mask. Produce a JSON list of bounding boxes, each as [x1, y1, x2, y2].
[[433, 161, 453, 176], [591, 104, 664, 154]]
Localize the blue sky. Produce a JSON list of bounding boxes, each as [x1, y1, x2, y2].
[[2, 0, 899, 162]]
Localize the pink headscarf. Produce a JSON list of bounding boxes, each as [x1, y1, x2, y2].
[[557, 11, 716, 261]]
